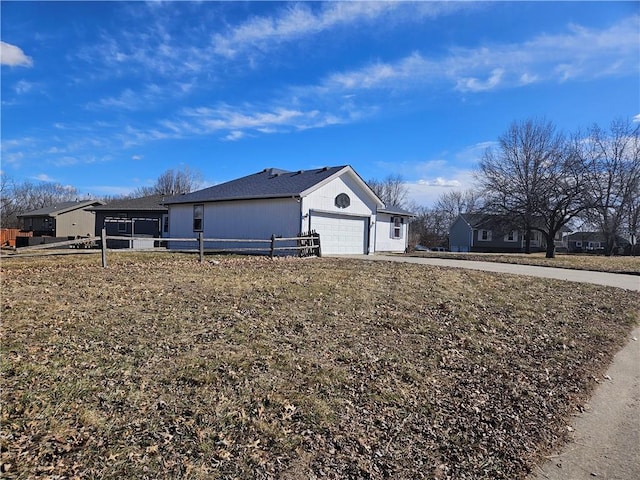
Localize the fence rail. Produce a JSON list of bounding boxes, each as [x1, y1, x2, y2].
[[99, 229, 321, 267], [7, 230, 321, 266], [14, 236, 97, 252]]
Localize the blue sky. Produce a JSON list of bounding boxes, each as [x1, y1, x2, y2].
[[2, 1, 638, 206]]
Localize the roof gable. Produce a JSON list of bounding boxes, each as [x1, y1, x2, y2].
[[164, 165, 382, 205]]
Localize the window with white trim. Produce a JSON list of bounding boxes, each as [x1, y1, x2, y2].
[[193, 205, 204, 232], [392, 217, 403, 239], [479, 229, 492, 241], [504, 231, 518, 242]]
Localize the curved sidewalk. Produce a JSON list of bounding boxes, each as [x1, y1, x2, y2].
[[348, 254, 639, 291], [342, 254, 640, 479]]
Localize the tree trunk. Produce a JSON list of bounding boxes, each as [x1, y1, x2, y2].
[[524, 229, 531, 254], [545, 234, 556, 258]]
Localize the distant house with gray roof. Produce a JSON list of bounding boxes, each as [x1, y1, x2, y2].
[[164, 165, 414, 255], [18, 199, 104, 238], [87, 194, 168, 248], [449, 213, 565, 253]]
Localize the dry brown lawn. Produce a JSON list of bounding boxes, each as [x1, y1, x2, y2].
[[408, 251, 640, 274], [1, 253, 638, 479]]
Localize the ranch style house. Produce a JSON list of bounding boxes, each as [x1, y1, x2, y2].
[[164, 165, 414, 255], [17, 199, 104, 246], [449, 213, 566, 253]]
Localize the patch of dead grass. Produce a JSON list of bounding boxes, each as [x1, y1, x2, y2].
[[408, 251, 640, 274], [1, 253, 638, 479]]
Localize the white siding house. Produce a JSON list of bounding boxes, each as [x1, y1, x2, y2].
[[164, 165, 413, 255]]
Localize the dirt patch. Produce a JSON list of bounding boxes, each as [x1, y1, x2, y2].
[[1, 253, 638, 479]]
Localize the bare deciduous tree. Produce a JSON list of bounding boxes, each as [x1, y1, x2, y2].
[[367, 174, 409, 208], [0, 173, 80, 228], [133, 166, 203, 197], [578, 120, 640, 255], [478, 118, 588, 258], [434, 189, 481, 232]]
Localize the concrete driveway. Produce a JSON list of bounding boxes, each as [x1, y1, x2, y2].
[[340, 254, 640, 479]]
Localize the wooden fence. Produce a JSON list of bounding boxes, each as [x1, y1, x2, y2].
[[1, 228, 32, 248], [100, 230, 321, 267], [7, 231, 321, 267]]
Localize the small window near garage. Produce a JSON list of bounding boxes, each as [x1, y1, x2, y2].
[[505, 231, 518, 242], [193, 204, 204, 232], [479, 229, 492, 241], [335, 193, 350, 209], [163, 215, 169, 234], [392, 217, 403, 239]]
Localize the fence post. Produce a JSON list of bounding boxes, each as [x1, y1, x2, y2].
[[199, 232, 204, 263], [270, 234, 276, 258], [315, 231, 322, 257], [101, 227, 107, 268]]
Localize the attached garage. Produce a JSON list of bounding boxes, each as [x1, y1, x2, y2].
[[309, 211, 369, 255]]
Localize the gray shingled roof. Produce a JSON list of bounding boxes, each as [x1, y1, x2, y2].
[[88, 194, 168, 212], [17, 200, 105, 217], [378, 205, 415, 216], [164, 166, 349, 204]]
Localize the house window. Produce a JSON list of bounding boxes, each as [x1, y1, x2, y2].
[[392, 217, 403, 239], [335, 193, 350, 209], [505, 231, 518, 242], [163, 215, 169, 234], [193, 205, 204, 232], [479, 229, 492, 241]]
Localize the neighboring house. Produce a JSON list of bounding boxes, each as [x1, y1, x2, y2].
[[566, 232, 630, 254], [17, 200, 104, 238], [449, 213, 563, 253], [164, 165, 414, 255], [87, 195, 168, 249]]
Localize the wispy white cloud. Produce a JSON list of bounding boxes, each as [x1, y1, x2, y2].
[[211, 2, 464, 58], [162, 103, 350, 139], [633, 114, 640, 124], [406, 169, 477, 207], [456, 68, 504, 93], [313, 15, 639, 95], [418, 177, 462, 188], [1, 41, 33, 67], [14, 80, 35, 94], [33, 173, 55, 182]]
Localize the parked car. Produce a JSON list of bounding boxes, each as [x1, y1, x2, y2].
[[431, 246, 448, 252]]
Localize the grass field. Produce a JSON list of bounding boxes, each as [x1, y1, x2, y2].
[[408, 251, 640, 274], [1, 253, 638, 479]]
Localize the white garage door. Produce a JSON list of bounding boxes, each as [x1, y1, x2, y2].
[[310, 212, 368, 255]]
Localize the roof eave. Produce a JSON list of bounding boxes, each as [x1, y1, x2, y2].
[[165, 193, 301, 205]]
